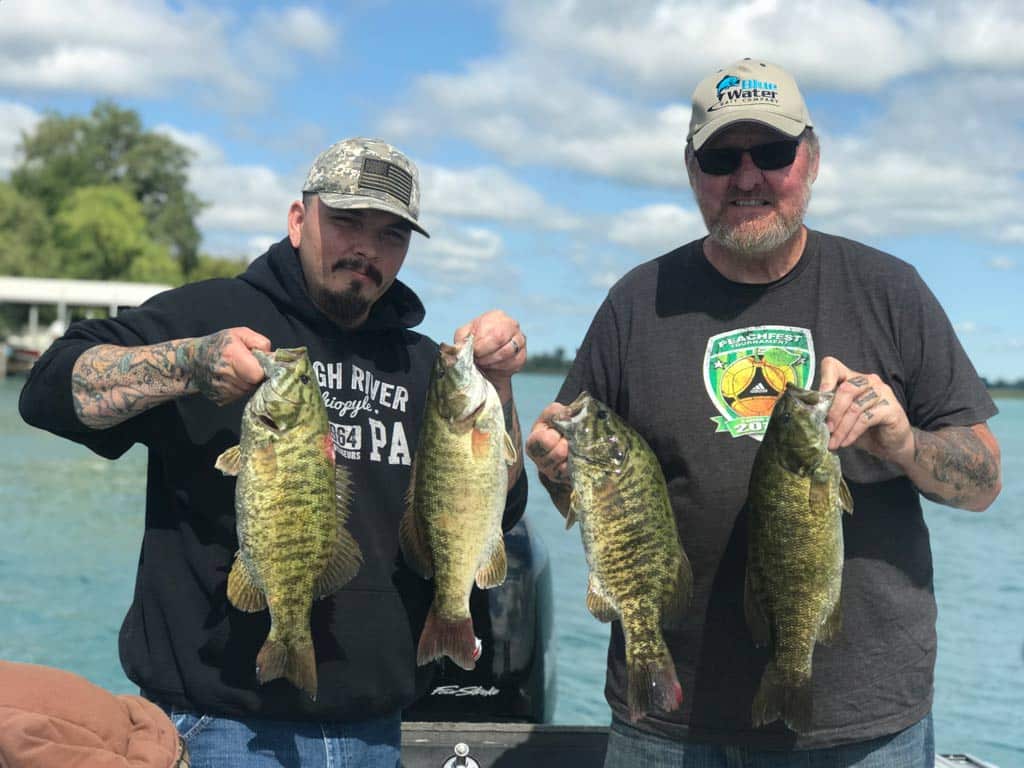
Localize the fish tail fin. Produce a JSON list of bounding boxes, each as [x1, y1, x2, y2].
[[256, 637, 319, 701], [752, 665, 811, 733], [417, 605, 479, 671], [625, 647, 682, 722]]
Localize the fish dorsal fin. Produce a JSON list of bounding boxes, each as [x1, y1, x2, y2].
[[215, 445, 243, 476], [475, 534, 507, 589], [226, 554, 266, 612], [315, 464, 363, 598], [586, 573, 618, 622], [399, 459, 434, 579]]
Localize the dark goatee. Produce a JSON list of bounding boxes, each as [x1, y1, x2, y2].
[[310, 283, 372, 326]]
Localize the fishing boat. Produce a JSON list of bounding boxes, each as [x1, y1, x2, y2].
[[398, 519, 1002, 768]]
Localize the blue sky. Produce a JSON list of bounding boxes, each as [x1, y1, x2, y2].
[[1, 0, 1022, 380]]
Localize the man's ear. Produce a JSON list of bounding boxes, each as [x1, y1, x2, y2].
[[288, 200, 306, 247]]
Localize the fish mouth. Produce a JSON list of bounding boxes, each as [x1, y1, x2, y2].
[[784, 383, 833, 417], [252, 348, 306, 406], [436, 334, 476, 388], [548, 391, 590, 435]]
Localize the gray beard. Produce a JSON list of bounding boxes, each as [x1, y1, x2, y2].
[[707, 181, 812, 255]]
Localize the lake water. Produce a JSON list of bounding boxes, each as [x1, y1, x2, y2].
[[1, 374, 1021, 766]]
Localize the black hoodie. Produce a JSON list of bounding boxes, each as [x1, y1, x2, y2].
[[18, 238, 527, 721]]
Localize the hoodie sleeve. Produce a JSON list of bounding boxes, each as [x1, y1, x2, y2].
[[18, 279, 239, 459], [19, 324, 159, 459]]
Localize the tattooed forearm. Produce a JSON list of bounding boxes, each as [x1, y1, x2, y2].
[[912, 426, 1000, 510], [71, 336, 216, 429]]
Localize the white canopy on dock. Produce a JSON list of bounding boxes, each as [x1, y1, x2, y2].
[[0, 276, 172, 314]]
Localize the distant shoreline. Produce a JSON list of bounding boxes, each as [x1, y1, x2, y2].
[[989, 388, 1024, 399], [518, 370, 1024, 400]]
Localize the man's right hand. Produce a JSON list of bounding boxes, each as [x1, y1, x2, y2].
[[187, 327, 272, 405]]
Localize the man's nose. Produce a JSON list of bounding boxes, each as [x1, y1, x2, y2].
[[733, 151, 764, 189], [350, 230, 380, 260]]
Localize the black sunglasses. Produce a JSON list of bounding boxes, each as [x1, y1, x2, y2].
[[695, 139, 800, 175]]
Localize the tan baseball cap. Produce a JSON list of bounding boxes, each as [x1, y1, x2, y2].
[[687, 58, 813, 150], [302, 137, 429, 237]]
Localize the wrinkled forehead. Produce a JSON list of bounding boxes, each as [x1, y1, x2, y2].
[[703, 121, 793, 149]]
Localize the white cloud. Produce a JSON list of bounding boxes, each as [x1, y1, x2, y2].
[[988, 256, 1018, 270], [0, 2, 339, 109], [607, 204, 705, 254], [0, 102, 41, 178], [271, 7, 338, 55], [808, 122, 1022, 241], [156, 125, 296, 238], [420, 165, 581, 229], [382, 1, 1024, 248], [502, 0, 1024, 92], [503, 0, 929, 92], [381, 58, 691, 187], [995, 225, 1024, 245], [415, 224, 503, 283]]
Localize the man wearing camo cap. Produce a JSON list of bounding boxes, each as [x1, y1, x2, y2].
[[527, 58, 1000, 768], [20, 137, 529, 767]]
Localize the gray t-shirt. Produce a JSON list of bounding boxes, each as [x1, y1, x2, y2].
[[558, 229, 997, 749]]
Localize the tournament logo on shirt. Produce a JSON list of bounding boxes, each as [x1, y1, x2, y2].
[[703, 325, 815, 440]]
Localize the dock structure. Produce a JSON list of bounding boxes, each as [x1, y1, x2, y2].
[[1, 276, 172, 375]]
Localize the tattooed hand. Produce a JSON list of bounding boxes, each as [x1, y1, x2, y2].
[[526, 401, 572, 483], [819, 356, 913, 461], [72, 327, 271, 429], [186, 328, 271, 405], [818, 355, 1001, 511]]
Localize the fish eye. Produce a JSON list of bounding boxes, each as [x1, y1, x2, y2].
[[300, 374, 311, 384], [596, 410, 608, 420]]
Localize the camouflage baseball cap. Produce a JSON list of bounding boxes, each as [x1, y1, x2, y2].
[[688, 58, 813, 150], [302, 137, 429, 237]]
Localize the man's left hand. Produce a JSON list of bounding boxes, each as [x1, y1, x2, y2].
[[818, 355, 913, 464], [454, 310, 526, 388]]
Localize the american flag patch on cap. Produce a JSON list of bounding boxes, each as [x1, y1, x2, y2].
[[358, 158, 413, 206]]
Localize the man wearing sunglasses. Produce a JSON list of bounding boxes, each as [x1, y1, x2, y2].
[[527, 58, 1001, 767]]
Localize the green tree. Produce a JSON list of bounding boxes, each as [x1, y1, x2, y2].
[[12, 101, 204, 275], [0, 182, 60, 277], [53, 185, 182, 283], [188, 253, 249, 281]]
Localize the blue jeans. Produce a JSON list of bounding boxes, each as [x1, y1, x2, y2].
[[604, 713, 934, 768], [161, 706, 400, 768]]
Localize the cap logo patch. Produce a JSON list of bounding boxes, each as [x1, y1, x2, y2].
[[358, 157, 413, 206], [708, 74, 780, 113]]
